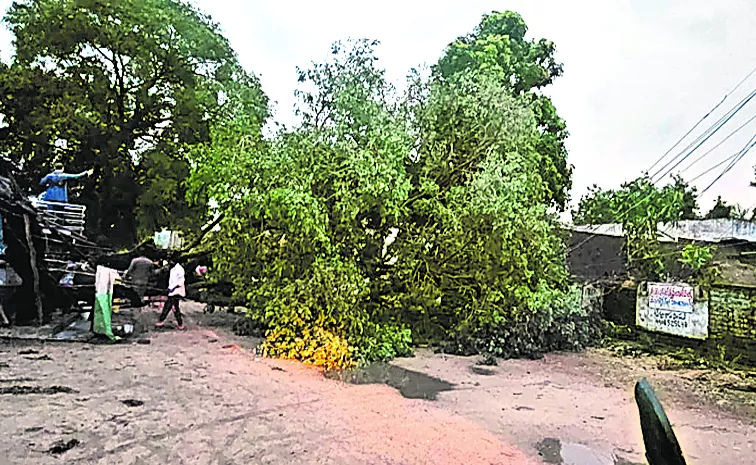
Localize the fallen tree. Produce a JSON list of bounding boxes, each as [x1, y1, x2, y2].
[[187, 16, 601, 369]]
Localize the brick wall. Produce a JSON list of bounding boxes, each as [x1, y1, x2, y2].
[[709, 286, 756, 364], [600, 283, 756, 365], [709, 286, 756, 339]]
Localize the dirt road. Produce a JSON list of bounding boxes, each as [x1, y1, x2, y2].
[[0, 302, 754, 464]]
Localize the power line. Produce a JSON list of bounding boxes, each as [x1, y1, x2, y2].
[[647, 64, 756, 174], [698, 135, 756, 195], [678, 112, 756, 175], [651, 88, 756, 182], [571, 65, 756, 253], [689, 151, 742, 183], [688, 132, 756, 183]]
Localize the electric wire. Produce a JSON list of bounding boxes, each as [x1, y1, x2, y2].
[[646, 64, 756, 174]]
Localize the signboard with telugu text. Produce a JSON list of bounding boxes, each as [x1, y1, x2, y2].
[[637, 283, 708, 340], [648, 283, 694, 312]]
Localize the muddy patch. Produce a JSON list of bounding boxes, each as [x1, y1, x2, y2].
[[328, 363, 454, 400], [47, 438, 80, 455], [23, 355, 52, 361], [120, 399, 144, 407], [0, 377, 36, 383], [470, 365, 496, 376], [0, 385, 78, 395], [535, 438, 640, 465]]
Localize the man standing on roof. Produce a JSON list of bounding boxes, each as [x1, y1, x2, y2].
[[39, 164, 93, 203], [155, 254, 186, 330]]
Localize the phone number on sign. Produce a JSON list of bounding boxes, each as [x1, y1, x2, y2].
[[650, 309, 690, 328]]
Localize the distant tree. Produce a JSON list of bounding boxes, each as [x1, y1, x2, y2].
[[674, 176, 700, 220], [704, 196, 748, 220], [433, 11, 571, 210], [572, 176, 698, 225], [704, 196, 732, 219], [571, 185, 616, 225], [1, 0, 268, 245]]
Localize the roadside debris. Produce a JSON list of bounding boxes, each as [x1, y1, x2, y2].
[[23, 355, 52, 361], [470, 365, 496, 376], [120, 399, 144, 407], [0, 385, 78, 395], [47, 438, 80, 455]]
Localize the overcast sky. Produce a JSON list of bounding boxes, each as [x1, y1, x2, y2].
[[2, 0, 756, 215]]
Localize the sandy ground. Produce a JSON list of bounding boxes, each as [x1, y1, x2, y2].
[[396, 351, 756, 465], [0, 302, 754, 464]]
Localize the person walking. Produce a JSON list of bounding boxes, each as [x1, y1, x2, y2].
[[155, 255, 186, 330], [124, 256, 158, 307]]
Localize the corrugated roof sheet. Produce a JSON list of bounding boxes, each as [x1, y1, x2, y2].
[[566, 219, 756, 244]]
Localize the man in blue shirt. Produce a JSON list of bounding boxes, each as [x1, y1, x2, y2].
[[39, 166, 93, 203]]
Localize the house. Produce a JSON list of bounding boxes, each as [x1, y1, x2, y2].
[[565, 219, 756, 365], [566, 219, 756, 284]]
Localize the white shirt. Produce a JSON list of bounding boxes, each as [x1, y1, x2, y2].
[[168, 264, 186, 297]]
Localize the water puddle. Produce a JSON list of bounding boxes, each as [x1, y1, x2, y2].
[[327, 362, 454, 400], [535, 438, 641, 465]]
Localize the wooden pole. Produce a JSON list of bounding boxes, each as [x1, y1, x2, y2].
[[0, 304, 9, 326], [23, 214, 43, 325]]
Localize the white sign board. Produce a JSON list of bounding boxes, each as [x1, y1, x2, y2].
[[648, 283, 694, 312], [637, 283, 708, 340]]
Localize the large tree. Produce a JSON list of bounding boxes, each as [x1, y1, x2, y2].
[[433, 11, 571, 209], [1, 0, 268, 245]]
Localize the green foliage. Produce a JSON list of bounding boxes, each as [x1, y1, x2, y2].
[[187, 14, 595, 367], [446, 285, 601, 359], [1, 0, 267, 244], [573, 176, 698, 225], [388, 70, 583, 358], [679, 244, 713, 271], [571, 184, 616, 225], [613, 177, 688, 279], [678, 243, 720, 286], [434, 11, 571, 210], [189, 39, 414, 369], [361, 324, 413, 363]]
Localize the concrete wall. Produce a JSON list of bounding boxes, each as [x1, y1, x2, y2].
[[567, 232, 627, 282]]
